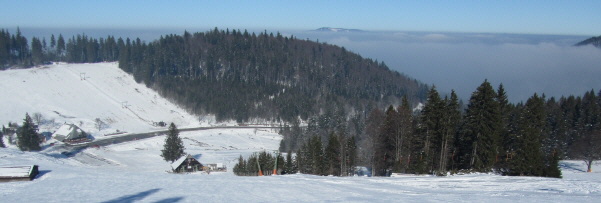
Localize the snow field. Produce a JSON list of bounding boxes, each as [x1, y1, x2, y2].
[[0, 62, 202, 136], [1, 127, 601, 202]]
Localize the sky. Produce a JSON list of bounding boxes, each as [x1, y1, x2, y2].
[[1, 1, 601, 102], [1, 1, 601, 35]]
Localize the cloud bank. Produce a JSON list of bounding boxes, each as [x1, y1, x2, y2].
[[294, 31, 601, 102]]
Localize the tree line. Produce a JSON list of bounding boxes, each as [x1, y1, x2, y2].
[[234, 133, 358, 177], [281, 81, 601, 178], [1, 28, 123, 68]]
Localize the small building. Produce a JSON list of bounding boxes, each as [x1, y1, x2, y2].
[[0, 165, 39, 182], [171, 155, 203, 173], [52, 124, 87, 142], [206, 163, 227, 172]]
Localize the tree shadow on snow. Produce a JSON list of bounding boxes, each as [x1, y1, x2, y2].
[[560, 162, 586, 173], [153, 197, 185, 203], [102, 188, 162, 203]]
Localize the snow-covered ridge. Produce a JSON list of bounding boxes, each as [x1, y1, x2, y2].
[[0, 62, 201, 135]]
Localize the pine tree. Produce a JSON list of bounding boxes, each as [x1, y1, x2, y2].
[[57, 34, 65, 58], [345, 136, 358, 176], [415, 86, 443, 174], [544, 149, 562, 178], [233, 155, 246, 176], [324, 132, 341, 176], [509, 94, 546, 176], [460, 80, 501, 172], [394, 96, 413, 173], [161, 123, 185, 163], [375, 105, 398, 176], [50, 34, 56, 49], [0, 129, 5, 148], [438, 90, 461, 175], [17, 113, 41, 151], [284, 150, 296, 174], [31, 37, 44, 65]]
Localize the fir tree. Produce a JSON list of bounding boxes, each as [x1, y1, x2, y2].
[[460, 80, 501, 172], [161, 123, 185, 163], [415, 86, 443, 174], [284, 150, 296, 174], [508, 94, 546, 176], [394, 96, 413, 173], [0, 129, 4, 148], [544, 149, 562, 178], [345, 136, 358, 176], [56, 34, 65, 58], [17, 113, 41, 151], [324, 132, 341, 176]]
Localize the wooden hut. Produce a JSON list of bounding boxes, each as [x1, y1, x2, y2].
[[171, 155, 203, 173], [0, 165, 39, 182]]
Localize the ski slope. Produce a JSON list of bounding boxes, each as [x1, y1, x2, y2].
[[1, 128, 601, 202], [0, 62, 202, 135]]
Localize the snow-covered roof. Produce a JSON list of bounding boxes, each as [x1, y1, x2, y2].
[[53, 124, 75, 137], [0, 165, 36, 178], [170, 155, 189, 169], [52, 124, 86, 141]]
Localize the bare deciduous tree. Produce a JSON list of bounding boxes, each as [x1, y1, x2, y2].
[[32, 112, 44, 125], [571, 130, 601, 172], [95, 118, 107, 131]]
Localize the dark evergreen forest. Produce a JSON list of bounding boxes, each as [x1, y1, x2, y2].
[[0, 28, 429, 123], [279, 81, 600, 178]]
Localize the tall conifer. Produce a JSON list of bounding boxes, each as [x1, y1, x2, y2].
[[460, 80, 501, 172], [161, 123, 185, 163]]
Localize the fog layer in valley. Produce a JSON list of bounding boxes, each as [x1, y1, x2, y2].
[[294, 31, 601, 102]]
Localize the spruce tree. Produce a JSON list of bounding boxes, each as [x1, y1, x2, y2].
[[416, 86, 443, 174], [0, 129, 4, 148], [161, 123, 185, 163], [57, 34, 65, 58], [345, 136, 358, 176], [394, 96, 413, 173], [285, 150, 296, 174], [460, 80, 501, 172], [17, 113, 41, 151], [544, 149, 562, 178], [438, 90, 461, 175], [376, 105, 397, 176], [509, 94, 545, 176], [324, 132, 341, 176]]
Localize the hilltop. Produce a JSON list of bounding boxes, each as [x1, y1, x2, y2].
[[575, 35, 601, 48]]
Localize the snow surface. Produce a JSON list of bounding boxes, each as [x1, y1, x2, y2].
[[0, 62, 202, 136], [1, 128, 601, 202]]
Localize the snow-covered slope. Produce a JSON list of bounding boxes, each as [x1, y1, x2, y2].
[[1, 127, 601, 202], [0, 62, 201, 135]]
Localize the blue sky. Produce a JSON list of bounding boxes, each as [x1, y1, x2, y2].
[[1, 1, 601, 35]]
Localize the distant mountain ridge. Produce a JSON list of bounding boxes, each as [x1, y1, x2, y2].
[[575, 35, 601, 48], [315, 27, 365, 33]]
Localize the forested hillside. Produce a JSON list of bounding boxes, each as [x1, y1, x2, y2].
[[117, 28, 429, 122], [575, 35, 601, 48], [0, 28, 429, 123]]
